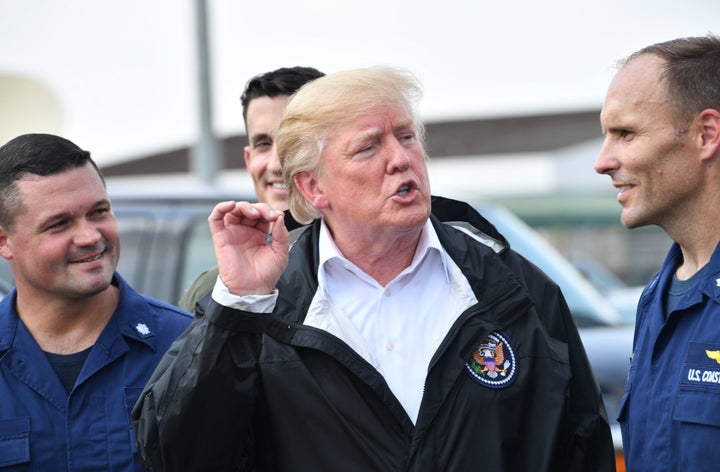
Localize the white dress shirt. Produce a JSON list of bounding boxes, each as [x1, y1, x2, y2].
[[214, 219, 478, 423]]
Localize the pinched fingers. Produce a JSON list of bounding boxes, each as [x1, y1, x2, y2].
[[208, 201, 290, 296], [209, 201, 282, 231]]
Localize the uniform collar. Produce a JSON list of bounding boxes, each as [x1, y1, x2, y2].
[[653, 241, 720, 305], [0, 289, 18, 352], [0, 273, 160, 354], [111, 273, 161, 352]]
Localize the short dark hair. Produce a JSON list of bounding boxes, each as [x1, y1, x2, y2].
[[240, 66, 325, 127], [0, 133, 103, 229], [624, 33, 720, 123]]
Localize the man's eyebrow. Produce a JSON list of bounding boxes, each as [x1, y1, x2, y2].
[[249, 132, 272, 143], [38, 211, 72, 229], [345, 128, 383, 150], [393, 118, 415, 131], [354, 128, 383, 141], [37, 199, 111, 228]]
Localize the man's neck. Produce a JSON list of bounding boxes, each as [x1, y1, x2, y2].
[[323, 220, 425, 287], [15, 285, 120, 354]]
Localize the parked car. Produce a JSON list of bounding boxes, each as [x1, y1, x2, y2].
[[0, 186, 630, 468], [570, 255, 644, 325]]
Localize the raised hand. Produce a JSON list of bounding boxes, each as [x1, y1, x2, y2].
[[208, 201, 290, 296]]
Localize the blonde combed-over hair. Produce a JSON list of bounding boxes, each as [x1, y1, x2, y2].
[[277, 67, 426, 224]]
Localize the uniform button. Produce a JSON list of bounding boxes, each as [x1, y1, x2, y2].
[[385, 341, 395, 351]]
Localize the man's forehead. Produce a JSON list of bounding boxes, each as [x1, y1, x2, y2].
[[246, 95, 291, 131], [346, 107, 413, 129], [17, 166, 105, 199], [610, 55, 666, 99], [604, 57, 668, 110]]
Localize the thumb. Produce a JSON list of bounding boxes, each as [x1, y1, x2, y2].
[[270, 212, 290, 252]]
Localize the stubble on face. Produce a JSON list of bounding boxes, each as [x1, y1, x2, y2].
[[601, 55, 699, 231], [7, 165, 120, 301]]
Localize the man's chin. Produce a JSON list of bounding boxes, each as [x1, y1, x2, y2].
[[620, 211, 649, 230], [68, 273, 115, 297]]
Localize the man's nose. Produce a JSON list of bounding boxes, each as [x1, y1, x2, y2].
[[387, 139, 411, 173], [73, 220, 102, 246], [594, 138, 619, 175], [268, 144, 282, 176]]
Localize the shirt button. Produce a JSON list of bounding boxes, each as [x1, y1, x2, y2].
[[384, 288, 392, 297], [385, 341, 395, 351]]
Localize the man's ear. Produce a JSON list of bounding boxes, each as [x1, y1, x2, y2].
[[293, 171, 329, 209], [243, 145, 251, 167], [698, 108, 720, 161], [0, 227, 13, 261]]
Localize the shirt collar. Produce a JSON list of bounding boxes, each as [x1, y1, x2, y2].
[[317, 218, 451, 287]]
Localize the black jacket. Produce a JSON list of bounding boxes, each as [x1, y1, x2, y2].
[[132, 196, 614, 471]]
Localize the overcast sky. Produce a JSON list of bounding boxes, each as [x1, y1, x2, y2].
[[1, 0, 718, 166]]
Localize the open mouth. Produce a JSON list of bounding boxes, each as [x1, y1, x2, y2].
[[615, 184, 634, 200], [271, 182, 286, 190], [72, 253, 103, 263], [397, 184, 411, 196]]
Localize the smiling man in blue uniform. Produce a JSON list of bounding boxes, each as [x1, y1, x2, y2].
[[595, 33, 720, 471], [0, 133, 192, 470], [134, 67, 614, 471]]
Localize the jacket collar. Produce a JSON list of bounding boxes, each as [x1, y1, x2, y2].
[[275, 196, 526, 329]]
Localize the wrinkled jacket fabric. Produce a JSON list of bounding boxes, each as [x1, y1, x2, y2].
[[619, 241, 720, 471], [133, 196, 614, 471], [0, 273, 192, 471]]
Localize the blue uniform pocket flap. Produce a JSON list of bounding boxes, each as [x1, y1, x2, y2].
[[0, 416, 30, 467], [674, 389, 720, 427]]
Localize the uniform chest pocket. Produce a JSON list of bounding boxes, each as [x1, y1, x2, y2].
[[670, 389, 720, 469], [673, 388, 720, 427], [0, 417, 30, 468]]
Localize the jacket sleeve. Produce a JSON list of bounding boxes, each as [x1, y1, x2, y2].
[[528, 271, 616, 470], [131, 299, 261, 471], [557, 293, 616, 471]]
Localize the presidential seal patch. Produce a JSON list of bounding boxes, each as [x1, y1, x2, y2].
[[465, 331, 517, 388]]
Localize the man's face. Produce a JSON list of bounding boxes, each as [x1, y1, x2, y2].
[[595, 54, 699, 231], [244, 95, 291, 211], [310, 106, 432, 240], [0, 163, 120, 301]]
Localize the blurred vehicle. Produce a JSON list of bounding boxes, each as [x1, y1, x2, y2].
[[0, 279, 10, 300], [0, 257, 12, 301], [571, 255, 644, 325], [0, 187, 630, 468]]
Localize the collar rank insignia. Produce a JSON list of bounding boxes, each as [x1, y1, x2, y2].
[[134, 322, 151, 337], [465, 331, 517, 388]]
